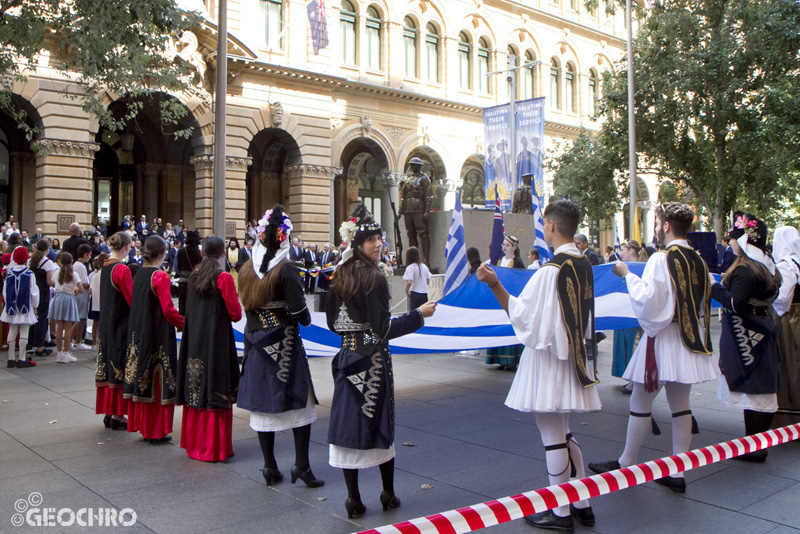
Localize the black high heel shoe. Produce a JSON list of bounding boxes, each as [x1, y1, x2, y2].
[[262, 467, 283, 486], [345, 498, 366, 519], [290, 465, 324, 488], [379, 491, 401, 511], [103, 415, 111, 428]]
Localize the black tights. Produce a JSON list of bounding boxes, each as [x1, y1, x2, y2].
[[343, 458, 395, 500], [257, 424, 312, 471], [744, 410, 774, 436]]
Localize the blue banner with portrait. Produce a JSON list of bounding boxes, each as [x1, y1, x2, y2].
[[514, 97, 546, 199], [483, 104, 513, 211]]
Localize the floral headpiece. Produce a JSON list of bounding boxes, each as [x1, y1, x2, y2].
[[733, 214, 759, 242], [258, 208, 293, 245], [339, 217, 358, 246]]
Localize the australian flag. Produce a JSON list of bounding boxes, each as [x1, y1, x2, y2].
[[489, 183, 505, 264], [307, 0, 329, 55]]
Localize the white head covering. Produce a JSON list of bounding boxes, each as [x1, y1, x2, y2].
[[251, 209, 292, 279], [772, 226, 800, 277], [737, 234, 775, 275]]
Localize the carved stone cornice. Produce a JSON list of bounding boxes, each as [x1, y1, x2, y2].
[[284, 164, 342, 180], [383, 125, 408, 144], [226, 156, 253, 171], [346, 177, 360, 189], [31, 139, 100, 158], [189, 155, 253, 171], [382, 173, 405, 187]]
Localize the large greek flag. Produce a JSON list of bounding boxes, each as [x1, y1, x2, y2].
[[532, 189, 551, 265], [216, 263, 720, 356], [443, 190, 469, 296]]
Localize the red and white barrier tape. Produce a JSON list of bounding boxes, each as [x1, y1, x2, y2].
[[357, 423, 800, 534]]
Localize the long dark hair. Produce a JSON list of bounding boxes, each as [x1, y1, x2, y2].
[[405, 246, 421, 266], [725, 251, 781, 291], [332, 246, 381, 302], [57, 252, 74, 286], [141, 235, 166, 265], [30, 238, 50, 271], [190, 235, 225, 299]]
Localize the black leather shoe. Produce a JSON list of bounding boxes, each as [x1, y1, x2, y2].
[[103, 415, 111, 428], [345, 498, 366, 519], [523, 511, 574, 533], [570, 504, 595, 526], [733, 450, 767, 463], [147, 436, 172, 444], [290, 465, 324, 488], [110, 419, 127, 431], [15, 359, 36, 368], [262, 467, 283, 486], [6, 360, 15, 368], [654, 476, 686, 493], [380, 491, 401, 511], [588, 460, 620, 474]]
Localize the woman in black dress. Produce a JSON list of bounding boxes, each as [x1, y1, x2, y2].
[[711, 212, 781, 462], [176, 230, 202, 315], [327, 204, 436, 518], [237, 206, 324, 488], [176, 235, 242, 462]]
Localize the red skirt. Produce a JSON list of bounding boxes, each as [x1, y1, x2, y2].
[[127, 379, 174, 439], [180, 407, 234, 462], [95, 386, 127, 416]]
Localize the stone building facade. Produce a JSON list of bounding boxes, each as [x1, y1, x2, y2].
[[2, 0, 632, 244]]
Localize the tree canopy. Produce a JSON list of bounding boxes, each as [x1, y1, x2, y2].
[[0, 0, 199, 140], [554, 0, 800, 235]]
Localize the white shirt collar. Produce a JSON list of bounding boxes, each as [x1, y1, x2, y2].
[[555, 243, 579, 255], [666, 239, 689, 248]]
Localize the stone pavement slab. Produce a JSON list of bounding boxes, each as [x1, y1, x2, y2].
[[0, 323, 799, 533]]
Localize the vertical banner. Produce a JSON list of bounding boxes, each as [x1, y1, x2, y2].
[[483, 105, 512, 211], [515, 97, 546, 200]]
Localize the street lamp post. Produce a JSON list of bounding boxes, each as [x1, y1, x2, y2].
[[213, 0, 228, 238], [626, 0, 637, 242]]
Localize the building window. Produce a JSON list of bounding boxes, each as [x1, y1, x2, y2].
[[550, 59, 561, 110], [570, 0, 578, 10], [260, 0, 282, 49], [478, 38, 491, 94], [403, 16, 417, 78], [565, 62, 576, 113], [462, 168, 485, 208], [366, 6, 382, 70], [425, 22, 440, 83], [507, 45, 518, 99], [522, 50, 537, 99], [340, 0, 356, 65], [589, 68, 599, 114], [458, 32, 471, 90]]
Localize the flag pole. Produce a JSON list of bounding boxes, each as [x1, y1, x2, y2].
[[213, 0, 228, 238], [626, 0, 637, 243]]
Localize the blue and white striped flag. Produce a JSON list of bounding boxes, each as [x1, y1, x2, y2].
[[443, 190, 469, 296], [614, 222, 622, 260], [532, 182, 552, 265]]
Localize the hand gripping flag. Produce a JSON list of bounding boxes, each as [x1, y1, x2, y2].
[[489, 183, 505, 264], [307, 0, 329, 55], [531, 179, 552, 265], [443, 190, 470, 296]]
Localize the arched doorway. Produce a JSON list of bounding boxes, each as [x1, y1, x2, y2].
[[246, 128, 302, 222], [459, 154, 485, 208], [93, 94, 201, 233], [0, 94, 43, 233], [335, 138, 391, 237]]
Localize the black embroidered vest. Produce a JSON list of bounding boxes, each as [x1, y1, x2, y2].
[[666, 245, 713, 355], [546, 251, 599, 388]]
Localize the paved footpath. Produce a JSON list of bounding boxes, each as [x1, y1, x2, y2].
[[1, 323, 799, 533]]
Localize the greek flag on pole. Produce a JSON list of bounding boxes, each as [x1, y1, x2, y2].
[[443, 190, 469, 296], [531, 189, 551, 264], [615, 222, 622, 260]]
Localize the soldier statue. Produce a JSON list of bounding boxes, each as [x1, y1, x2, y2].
[[511, 172, 534, 214], [399, 157, 433, 265]]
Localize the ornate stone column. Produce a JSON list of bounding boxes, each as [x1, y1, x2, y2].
[[284, 164, 342, 245], [439, 178, 458, 212], [31, 139, 99, 238], [639, 200, 655, 246], [225, 156, 253, 238], [190, 154, 214, 236]]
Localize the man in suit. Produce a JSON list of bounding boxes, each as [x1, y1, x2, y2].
[[289, 237, 304, 264], [318, 242, 337, 292], [304, 243, 320, 293], [574, 233, 601, 266], [718, 236, 735, 272], [134, 214, 150, 243], [237, 237, 253, 271]]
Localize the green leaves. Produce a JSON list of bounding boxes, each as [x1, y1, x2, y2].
[[0, 0, 199, 138]]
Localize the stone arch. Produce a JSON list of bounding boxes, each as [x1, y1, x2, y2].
[[459, 153, 485, 208], [246, 127, 303, 221], [331, 122, 397, 172], [461, 12, 498, 45], [334, 136, 393, 234]]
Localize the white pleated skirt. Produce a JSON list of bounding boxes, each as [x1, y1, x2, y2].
[[329, 443, 396, 469], [248, 388, 316, 432], [505, 347, 601, 413], [623, 323, 719, 385]]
